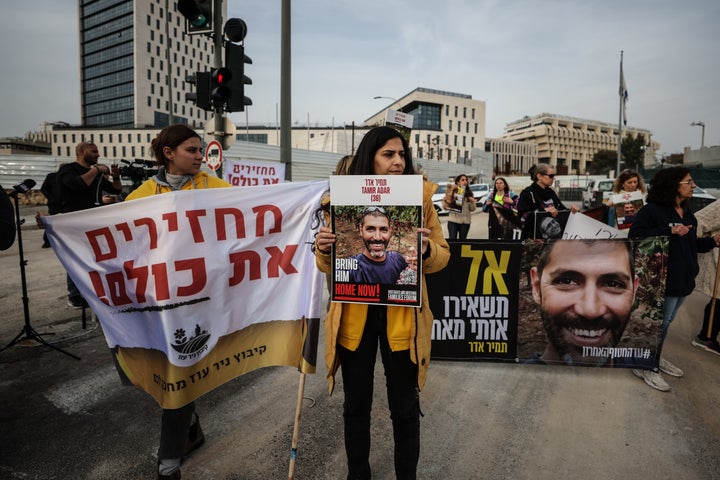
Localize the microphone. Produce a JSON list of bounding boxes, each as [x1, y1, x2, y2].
[[13, 179, 36, 194]]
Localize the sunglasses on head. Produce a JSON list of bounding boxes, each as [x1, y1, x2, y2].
[[362, 206, 388, 215]]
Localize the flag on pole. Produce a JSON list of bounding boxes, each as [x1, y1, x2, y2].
[[619, 61, 629, 125]]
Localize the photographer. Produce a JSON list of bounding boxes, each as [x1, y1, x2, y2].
[[56, 142, 121, 308]]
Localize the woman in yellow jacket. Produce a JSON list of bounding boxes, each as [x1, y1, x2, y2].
[[315, 126, 450, 479], [126, 124, 230, 480]]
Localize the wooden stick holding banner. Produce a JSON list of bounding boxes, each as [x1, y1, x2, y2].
[[288, 372, 307, 480], [706, 251, 720, 339]]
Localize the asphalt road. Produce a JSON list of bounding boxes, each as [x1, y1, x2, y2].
[[1, 206, 720, 479]]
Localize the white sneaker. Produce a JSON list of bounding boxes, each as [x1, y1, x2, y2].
[[659, 357, 684, 377], [633, 369, 671, 392]]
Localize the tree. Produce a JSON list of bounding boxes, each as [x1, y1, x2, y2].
[[620, 133, 647, 171], [588, 150, 617, 174]]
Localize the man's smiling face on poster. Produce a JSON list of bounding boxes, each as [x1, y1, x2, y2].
[[530, 240, 639, 364], [359, 210, 391, 261]]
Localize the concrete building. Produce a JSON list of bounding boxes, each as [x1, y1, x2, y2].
[[498, 112, 659, 174], [0, 138, 51, 156], [683, 145, 720, 168], [79, 0, 216, 129], [364, 87, 486, 165], [484, 138, 538, 176]]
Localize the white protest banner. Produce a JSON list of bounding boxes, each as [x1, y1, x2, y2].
[[43, 180, 327, 408], [563, 211, 626, 239], [223, 158, 285, 187]]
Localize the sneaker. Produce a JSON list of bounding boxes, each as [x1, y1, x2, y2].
[[67, 296, 88, 309], [632, 368, 671, 392], [157, 469, 181, 479], [692, 337, 720, 356], [659, 357, 684, 377]]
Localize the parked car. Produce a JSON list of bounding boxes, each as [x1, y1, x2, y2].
[[582, 179, 615, 209], [690, 186, 716, 213], [469, 183, 490, 203], [431, 183, 449, 215]]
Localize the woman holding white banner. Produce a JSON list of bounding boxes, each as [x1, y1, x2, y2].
[[126, 124, 231, 480], [315, 126, 449, 480]]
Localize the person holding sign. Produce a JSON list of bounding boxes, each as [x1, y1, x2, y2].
[[529, 239, 639, 365], [608, 169, 647, 227], [629, 167, 720, 392], [315, 126, 449, 480], [483, 176, 518, 240], [517, 164, 577, 239], [125, 124, 231, 480], [442, 174, 476, 240]]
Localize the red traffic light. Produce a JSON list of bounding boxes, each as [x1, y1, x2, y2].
[[210, 68, 232, 108]]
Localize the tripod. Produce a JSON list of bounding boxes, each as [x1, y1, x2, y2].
[[0, 192, 80, 360]]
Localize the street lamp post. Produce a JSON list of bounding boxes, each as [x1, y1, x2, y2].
[[690, 121, 705, 149], [373, 96, 397, 103]]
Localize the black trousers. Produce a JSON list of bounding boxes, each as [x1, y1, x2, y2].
[[699, 298, 720, 341], [338, 306, 420, 480], [158, 401, 195, 460]]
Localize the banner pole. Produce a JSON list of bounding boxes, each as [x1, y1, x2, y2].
[[705, 252, 720, 339], [288, 372, 307, 480]]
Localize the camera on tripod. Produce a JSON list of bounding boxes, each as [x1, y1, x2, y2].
[[119, 159, 158, 195]]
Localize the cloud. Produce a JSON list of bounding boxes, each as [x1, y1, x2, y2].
[[1, 0, 719, 155]]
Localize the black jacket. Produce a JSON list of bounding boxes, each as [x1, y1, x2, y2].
[[56, 162, 120, 213], [0, 186, 16, 250], [629, 201, 716, 297]]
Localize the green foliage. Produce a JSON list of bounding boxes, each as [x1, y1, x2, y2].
[[621, 133, 647, 171], [589, 150, 617, 174]]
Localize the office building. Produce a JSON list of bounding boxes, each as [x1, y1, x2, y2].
[[498, 112, 658, 174], [364, 87, 486, 165], [79, 0, 218, 129]]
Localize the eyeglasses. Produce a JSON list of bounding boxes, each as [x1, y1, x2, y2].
[[544, 173, 556, 179], [678, 179, 696, 185]]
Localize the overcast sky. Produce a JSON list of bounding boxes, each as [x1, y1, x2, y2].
[[1, 0, 717, 155]]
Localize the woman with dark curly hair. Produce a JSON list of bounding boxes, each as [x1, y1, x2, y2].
[[629, 166, 720, 392]]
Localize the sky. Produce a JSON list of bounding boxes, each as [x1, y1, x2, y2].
[[1, 0, 718, 156]]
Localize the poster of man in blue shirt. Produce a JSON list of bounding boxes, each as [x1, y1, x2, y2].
[[348, 206, 409, 284]]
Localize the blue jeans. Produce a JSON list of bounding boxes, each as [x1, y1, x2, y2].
[[659, 296, 686, 355]]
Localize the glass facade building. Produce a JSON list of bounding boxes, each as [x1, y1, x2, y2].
[[79, 0, 214, 129]]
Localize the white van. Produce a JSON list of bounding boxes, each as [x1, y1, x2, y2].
[[582, 179, 614, 209]]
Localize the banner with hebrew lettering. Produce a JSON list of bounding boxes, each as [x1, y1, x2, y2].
[[43, 180, 327, 408], [223, 158, 285, 186], [428, 238, 666, 369]]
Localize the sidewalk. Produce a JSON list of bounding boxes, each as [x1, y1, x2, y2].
[[1, 207, 720, 479]]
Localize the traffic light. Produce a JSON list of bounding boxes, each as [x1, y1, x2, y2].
[[185, 71, 211, 110], [224, 42, 253, 112], [210, 67, 232, 110], [177, 0, 213, 35]]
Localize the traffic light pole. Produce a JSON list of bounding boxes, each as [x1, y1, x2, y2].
[[212, 0, 225, 178]]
